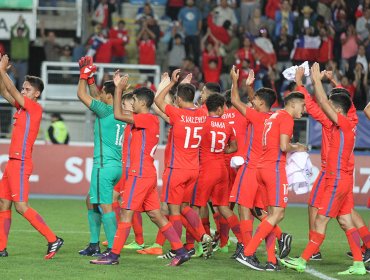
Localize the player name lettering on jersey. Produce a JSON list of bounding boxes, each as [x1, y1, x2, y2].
[[211, 121, 226, 129], [180, 115, 207, 124], [221, 112, 235, 119]]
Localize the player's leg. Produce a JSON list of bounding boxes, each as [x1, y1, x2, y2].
[[0, 166, 13, 257], [349, 209, 370, 262]]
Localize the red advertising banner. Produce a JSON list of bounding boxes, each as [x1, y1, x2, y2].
[[0, 142, 369, 206]]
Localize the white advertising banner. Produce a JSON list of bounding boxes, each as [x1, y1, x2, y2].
[[0, 11, 36, 40]]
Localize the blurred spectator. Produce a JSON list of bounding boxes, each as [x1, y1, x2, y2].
[[168, 33, 186, 73], [340, 76, 356, 99], [181, 57, 202, 87], [295, 5, 317, 36], [166, 0, 185, 21], [92, 0, 116, 29], [109, 20, 129, 63], [340, 24, 359, 72], [317, 26, 334, 67], [45, 113, 70, 145], [356, 7, 370, 43], [39, 0, 59, 15], [136, 3, 159, 24], [86, 24, 109, 61], [264, 0, 280, 20], [246, 8, 269, 37], [145, 16, 161, 46], [72, 37, 86, 62], [202, 35, 222, 83], [236, 36, 255, 70], [274, 0, 294, 38], [207, 12, 231, 45], [240, 0, 259, 28], [274, 26, 293, 73], [332, 7, 348, 63], [352, 62, 368, 109], [213, 0, 238, 27], [137, 25, 156, 65], [40, 21, 61, 61], [178, 0, 202, 66], [60, 45, 73, 79], [222, 26, 241, 71], [253, 27, 276, 68], [10, 15, 30, 90]]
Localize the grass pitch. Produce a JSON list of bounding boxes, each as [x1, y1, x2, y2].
[[0, 199, 368, 280]]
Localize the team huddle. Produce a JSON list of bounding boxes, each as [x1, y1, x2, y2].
[[0, 53, 369, 275]]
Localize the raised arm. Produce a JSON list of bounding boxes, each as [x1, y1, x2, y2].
[[113, 71, 134, 124], [230, 65, 247, 116], [77, 57, 97, 107], [245, 70, 255, 102], [280, 134, 307, 152], [154, 69, 180, 113], [0, 54, 24, 107], [152, 72, 171, 122], [311, 62, 338, 124], [225, 139, 237, 154], [365, 102, 370, 120], [0, 66, 15, 106]]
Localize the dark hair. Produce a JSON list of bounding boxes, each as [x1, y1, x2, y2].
[[255, 87, 276, 108], [330, 87, 350, 98], [122, 92, 134, 102], [329, 93, 351, 113], [177, 83, 195, 102], [174, 33, 182, 40], [51, 112, 63, 120], [133, 87, 154, 108], [118, 20, 125, 25], [205, 82, 221, 94], [103, 80, 115, 95], [223, 89, 232, 108], [25, 75, 44, 95], [284, 91, 304, 104], [222, 20, 231, 30], [206, 93, 225, 112]]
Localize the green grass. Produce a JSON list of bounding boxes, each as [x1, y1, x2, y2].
[[0, 199, 368, 280]]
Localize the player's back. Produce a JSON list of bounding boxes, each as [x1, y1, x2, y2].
[[122, 124, 132, 171], [128, 113, 159, 177], [10, 98, 42, 161], [258, 110, 294, 168], [200, 116, 234, 169], [166, 106, 207, 169]]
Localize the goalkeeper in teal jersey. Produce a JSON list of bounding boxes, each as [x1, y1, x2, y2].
[[77, 56, 125, 256]]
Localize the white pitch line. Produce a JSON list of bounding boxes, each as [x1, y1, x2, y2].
[[211, 229, 339, 280]]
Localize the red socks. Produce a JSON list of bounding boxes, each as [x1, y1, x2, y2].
[[155, 215, 168, 246], [309, 230, 320, 254], [301, 230, 325, 261], [220, 217, 230, 247], [181, 206, 206, 242], [265, 231, 277, 263], [0, 210, 11, 250], [273, 225, 282, 240], [23, 208, 56, 243], [244, 219, 274, 256], [240, 219, 253, 247], [213, 212, 221, 234], [346, 228, 363, 261], [201, 217, 211, 235], [169, 215, 183, 238], [160, 222, 183, 251], [357, 225, 370, 249], [132, 211, 144, 245], [112, 201, 120, 223], [226, 214, 242, 243], [112, 222, 131, 254]]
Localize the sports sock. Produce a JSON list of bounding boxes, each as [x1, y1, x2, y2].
[[213, 212, 221, 234], [87, 209, 102, 244], [160, 222, 183, 251], [132, 211, 144, 245], [201, 217, 211, 235], [112, 222, 131, 255], [154, 214, 168, 246], [301, 230, 325, 261], [273, 225, 282, 240], [102, 212, 117, 249], [112, 201, 120, 223], [309, 230, 320, 254], [226, 214, 242, 243], [244, 219, 274, 256], [240, 219, 253, 247], [0, 210, 11, 250], [357, 225, 370, 248], [346, 228, 363, 261], [219, 217, 230, 247], [169, 215, 183, 238], [181, 206, 205, 242], [265, 231, 276, 263], [23, 208, 56, 243], [181, 215, 197, 248]]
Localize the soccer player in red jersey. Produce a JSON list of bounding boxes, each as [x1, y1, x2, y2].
[[281, 63, 366, 275], [155, 69, 214, 259], [229, 67, 293, 270], [0, 54, 63, 259], [90, 73, 190, 266], [191, 93, 242, 256], [238, 71, 307, 270]]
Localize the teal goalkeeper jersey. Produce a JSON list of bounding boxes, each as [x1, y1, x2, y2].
[[90, 99, 125, 168]]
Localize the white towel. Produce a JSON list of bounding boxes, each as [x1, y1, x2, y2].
[[282, 61, 310, 81], [230, 156, 244, 169], [286, 152, 313, 195]]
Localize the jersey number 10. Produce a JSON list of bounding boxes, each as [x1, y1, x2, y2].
[[115, 124, 125, 146]]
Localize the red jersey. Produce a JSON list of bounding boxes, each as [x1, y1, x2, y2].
[[326, 113, 355, 179], [244, 107, 274, 168], [222, 108, 250, 157], [165, 105, 207, 170], [109, 28, 129, 57], [128, 113, 159, 177], [200, 116, 235, 169], [138, 39, 156, 65], [9, 97, 42, 161], [258, 110, 294, 168], [122, 124, 132, 174], [164, 126, 173, 167]]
